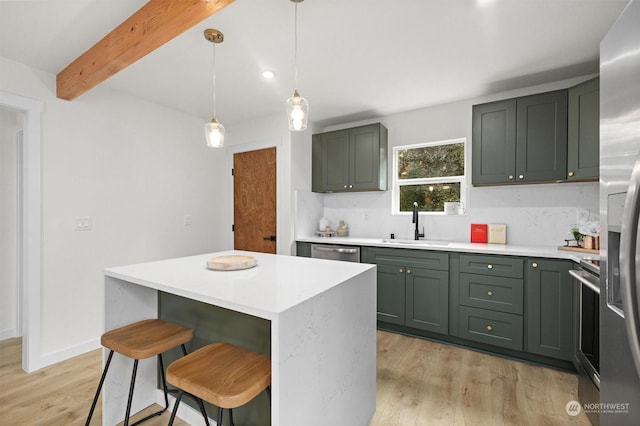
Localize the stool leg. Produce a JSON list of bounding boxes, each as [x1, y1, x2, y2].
[[195, 396, 210, 426], [158, 353, 169, 409], [168, 389, 184, 426], [85, 349, 114, 426], [229, 408, 235, 426], [217, 407, 223, 426], [124, 359, 139, 426], [129, 354, 170, 426]]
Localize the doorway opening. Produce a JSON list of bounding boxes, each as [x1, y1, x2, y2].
[[0, 91, 43, 373]]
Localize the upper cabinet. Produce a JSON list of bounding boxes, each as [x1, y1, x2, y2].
[[567, 78, 599, 181], [312, 123, 388, 193], [472, 90, 568, 185]]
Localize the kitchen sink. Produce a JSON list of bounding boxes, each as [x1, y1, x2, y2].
[[380, 239, 449, 246]]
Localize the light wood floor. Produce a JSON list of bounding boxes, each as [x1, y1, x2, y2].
[[1, 332, 590, 425]]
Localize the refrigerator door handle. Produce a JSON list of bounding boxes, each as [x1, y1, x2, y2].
[[620, 154, 640, 379]]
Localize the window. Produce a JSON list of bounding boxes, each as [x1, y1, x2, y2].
[[393, 138, 466, 214]]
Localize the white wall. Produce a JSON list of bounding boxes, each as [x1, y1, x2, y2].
[[0, 56, 227, 361], [298, 75, 600, 246], [0, 107, 18, 339]]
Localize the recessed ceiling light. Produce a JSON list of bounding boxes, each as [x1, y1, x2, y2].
[[262, 70, 276, 79]]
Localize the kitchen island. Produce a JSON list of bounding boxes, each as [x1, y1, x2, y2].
[[102, 251, 376, 426]]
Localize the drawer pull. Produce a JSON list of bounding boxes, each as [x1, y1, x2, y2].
[[486, 325, 493, 331], [487, 264, 493, 269], [399, 268, 403, 273], [532, 262, 538, 268], [487, 290, 493, 297], [407, 269, 411, 274]]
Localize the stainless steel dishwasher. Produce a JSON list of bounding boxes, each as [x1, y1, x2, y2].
[[310, 244, 360, 262]]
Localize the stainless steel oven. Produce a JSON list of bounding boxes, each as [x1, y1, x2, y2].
[[570, 259, 601, 425]]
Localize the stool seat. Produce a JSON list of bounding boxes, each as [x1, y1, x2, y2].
[[167, 342, 271, 409], [101, 319, 194, 359]]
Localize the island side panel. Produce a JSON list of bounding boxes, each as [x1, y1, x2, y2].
[[103, 276, 159, 426], [275, 267, 377, 426]]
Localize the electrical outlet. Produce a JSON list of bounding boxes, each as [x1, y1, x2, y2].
[[74, 216, 92, 231], [183, 215, 192, 226]]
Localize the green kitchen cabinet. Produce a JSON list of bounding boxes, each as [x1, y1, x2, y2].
[[456, 253, 525, 351], [405, 266, 449, 334], [526, 259, 574, 361], [376, 263, 406, 326], [472, 90, 568, 185], [567, 77, 599, 181], [312, 123, 388, 193], [472, 99, 517, 185], [362, 247, 449, 335]]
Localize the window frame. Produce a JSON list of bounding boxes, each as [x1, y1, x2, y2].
[[392, 137, 467, 215]]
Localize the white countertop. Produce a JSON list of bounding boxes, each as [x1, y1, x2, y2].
[[297, 236, 599, 263], [104, 250, 375, 320]]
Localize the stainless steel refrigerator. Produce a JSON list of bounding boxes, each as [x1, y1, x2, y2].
[[600, 0, 640, 424]]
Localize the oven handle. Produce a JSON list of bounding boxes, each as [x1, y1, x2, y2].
[[569, 270, 600, 295]]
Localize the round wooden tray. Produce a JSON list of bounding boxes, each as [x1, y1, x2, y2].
[[207, 255, 257, 271]]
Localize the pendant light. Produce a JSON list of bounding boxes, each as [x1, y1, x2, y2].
[[204, 29, 225, 147], [286, 0, 309, 131]]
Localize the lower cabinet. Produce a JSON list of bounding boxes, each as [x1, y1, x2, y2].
[[363, 247, 449, 335], [458, 306, 524, 351], [457, 254, 525, 351], [300, 242, 576, 368], [526, 259, 574, 361], [405, 267, 449, 333]]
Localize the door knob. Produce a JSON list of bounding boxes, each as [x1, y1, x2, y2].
[[263, 235, 277, 241]]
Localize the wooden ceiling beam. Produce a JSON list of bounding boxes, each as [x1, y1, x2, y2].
[[56, 0, 235, 101]]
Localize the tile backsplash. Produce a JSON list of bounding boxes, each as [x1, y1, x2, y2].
[[295, 181, 599, 247]]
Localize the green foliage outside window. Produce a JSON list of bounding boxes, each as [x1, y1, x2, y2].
[[397, 143, 464, 179], [400, 183, 461, 212], [396, 141, 465, 212]]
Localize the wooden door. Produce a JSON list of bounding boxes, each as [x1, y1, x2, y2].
[[233, 147, 277, 253]]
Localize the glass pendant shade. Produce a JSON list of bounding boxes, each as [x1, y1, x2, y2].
[[205, 117, 225, 148], [286, 89, 309, 131]]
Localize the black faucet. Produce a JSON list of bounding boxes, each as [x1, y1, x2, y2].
[[412, 202, 425, 240]]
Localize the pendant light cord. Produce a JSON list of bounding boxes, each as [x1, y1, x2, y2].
[[293, 1, 299, 90], [212, 42, 217, 118]]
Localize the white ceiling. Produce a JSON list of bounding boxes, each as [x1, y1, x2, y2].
[[0, 0, 630, 128]]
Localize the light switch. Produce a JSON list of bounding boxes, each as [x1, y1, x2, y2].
[[74, 216, 92, 231], [183, 215, 192, 226]]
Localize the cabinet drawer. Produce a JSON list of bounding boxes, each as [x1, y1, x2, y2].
[[459, 254, 523, 278], [459, 273, 523, 314], [364, 247, 449, 271], [459, 306, 523, 351]]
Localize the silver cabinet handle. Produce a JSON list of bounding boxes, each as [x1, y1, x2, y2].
[[532, 262, 538, 268], [620, 154, 640, 376]]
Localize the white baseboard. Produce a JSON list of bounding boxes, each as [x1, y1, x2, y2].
[[0, 328, 18, 340], [37, 338, 101, 369]]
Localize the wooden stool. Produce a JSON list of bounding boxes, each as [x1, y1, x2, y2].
[[166, 342, 271, 426], [85, 319, 199, 426]]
